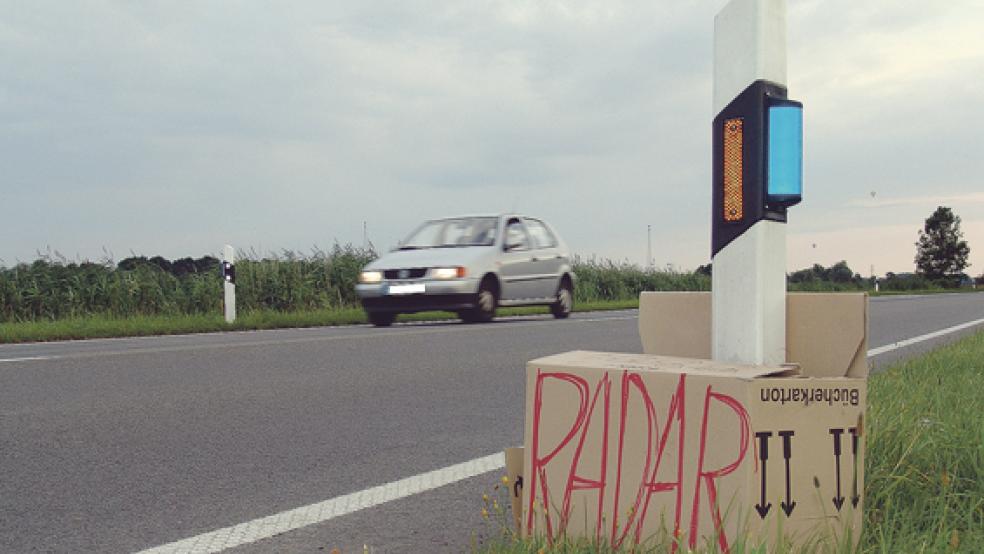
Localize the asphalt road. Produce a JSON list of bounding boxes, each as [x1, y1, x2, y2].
[[1, 293, 983, 553]]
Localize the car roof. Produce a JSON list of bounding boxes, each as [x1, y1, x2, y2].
[[425, 213, 533, 222]]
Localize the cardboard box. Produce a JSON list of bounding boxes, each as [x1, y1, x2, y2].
[[519, 293, 867, 551], [638, 292, 868, 378], [505, 446, 524, 533]]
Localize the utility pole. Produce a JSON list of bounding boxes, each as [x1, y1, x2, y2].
[[647, 224, 653, 269], [712, 0, 802, 365]]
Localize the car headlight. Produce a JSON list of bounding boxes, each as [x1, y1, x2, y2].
[[431, 267, 467, 279], [359, 270, 383, 284]]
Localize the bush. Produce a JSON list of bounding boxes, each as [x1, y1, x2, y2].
[[880, 272, 940, 292]]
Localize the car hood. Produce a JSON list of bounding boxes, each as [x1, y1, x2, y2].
[[365, 246, 493, 270]]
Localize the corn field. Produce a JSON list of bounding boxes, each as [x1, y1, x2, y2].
[[0, 249, 710, 324], [572, 256, 710, 302], [0, 245, 375, 323]]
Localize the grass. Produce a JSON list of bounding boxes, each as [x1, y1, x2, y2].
[[867, 288, 984, 297], [3, 288, 980, 344], [0, 299, 640, 344], [861, 329, 984, 552], [1, 246, 976, 344], [472, 330, 984, 553]]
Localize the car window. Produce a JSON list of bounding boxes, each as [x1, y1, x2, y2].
[[402, 222, 441, 249], [401, 217, 498, 248], [523, 218, 557, 249], [468, 218, 498, 245], [504, 219, 530, 251], [441, 220, 471, 245]]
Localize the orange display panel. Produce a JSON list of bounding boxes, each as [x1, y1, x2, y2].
[[723, 118, 743, 222]]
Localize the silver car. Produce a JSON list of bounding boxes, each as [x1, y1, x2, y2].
[[356, 214, 575, 326]]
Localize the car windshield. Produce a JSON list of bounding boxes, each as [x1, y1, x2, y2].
[[400, 217, 498, 249]]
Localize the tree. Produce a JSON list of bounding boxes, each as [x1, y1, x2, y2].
[[117, 256, 150, 271], [826, 261, 854, 283], [915, 206, 970, 284], [147, 256, 173, 273], [787, 261, 858, 284]]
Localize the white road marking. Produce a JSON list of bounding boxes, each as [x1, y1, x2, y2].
[[134, 453, 505, 554], [0, 356, 52, 363], [133, 315, 984, 553], [866, 317, 984, 357]]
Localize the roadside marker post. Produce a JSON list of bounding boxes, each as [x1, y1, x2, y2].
[[222, 244, 236, 323], [711, 0, 802, 365]]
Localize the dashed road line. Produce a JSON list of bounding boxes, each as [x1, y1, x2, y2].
[[866, 317, 984, 357], [134, 453, 505, 554]]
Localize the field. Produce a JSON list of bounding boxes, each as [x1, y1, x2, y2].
[[0, 246, 375, 322], [0, 250, 705, 342], [473, 330, 984, 553], [0, 248, 975, 343]]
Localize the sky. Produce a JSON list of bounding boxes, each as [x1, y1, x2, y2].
[[2, 1, 982, 276]]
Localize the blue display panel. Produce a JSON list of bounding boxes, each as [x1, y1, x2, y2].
[[767, 105, 803, 205]]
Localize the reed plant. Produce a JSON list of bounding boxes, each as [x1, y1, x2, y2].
[[0, 245, 375, 323], [572, 256, 710, 302], [0, 250, 707, 324]]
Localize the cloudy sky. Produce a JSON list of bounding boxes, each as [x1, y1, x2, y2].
[[3, 1, 982, 275]]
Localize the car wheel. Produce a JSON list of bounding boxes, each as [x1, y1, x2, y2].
[[367, 311, 396, 327], [463, 281, 497, 323], [551, 282, 573, 319]]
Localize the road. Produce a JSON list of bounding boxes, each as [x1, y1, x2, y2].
[[1, 293, 983, 553]]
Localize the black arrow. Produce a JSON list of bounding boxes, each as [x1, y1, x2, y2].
[[754, 431, 772, 519], [778, 430, 796, 516], [830, 428, 845, 511], [849, 427, 860, 508]]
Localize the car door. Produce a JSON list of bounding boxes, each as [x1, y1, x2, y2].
[[523, 217, 564, 299], [497, 217, 538, 301]]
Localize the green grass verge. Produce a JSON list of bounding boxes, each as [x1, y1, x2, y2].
[[867, 288, 984, 297], [4, 290, 982, 344], [861, 329, 984, 552], [0, 299, 640, 344], [472, 330, 984, 553]]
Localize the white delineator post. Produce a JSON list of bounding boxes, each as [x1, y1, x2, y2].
[[712, 0, 787, 366], [223, 244, 236, 323]]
